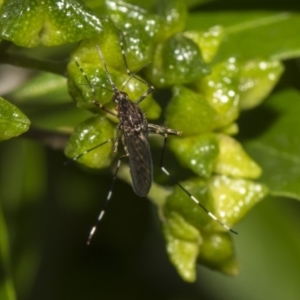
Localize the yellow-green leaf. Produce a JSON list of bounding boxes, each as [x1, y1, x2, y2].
[[0, 97, 30, 141]]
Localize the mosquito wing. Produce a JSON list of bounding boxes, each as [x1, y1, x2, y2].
[[124, 131, 153, 197]]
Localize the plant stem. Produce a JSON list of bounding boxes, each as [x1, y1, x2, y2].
[[0, 53, 67, 76], [23, 127, 70, 150]]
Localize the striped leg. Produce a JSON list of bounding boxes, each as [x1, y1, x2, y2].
[[159, 134, 238, 235], [87, 152, 130, 244], [64, 139, 113, 164]]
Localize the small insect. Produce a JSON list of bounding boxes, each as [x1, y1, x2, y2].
[[71, 36, 237, 244]]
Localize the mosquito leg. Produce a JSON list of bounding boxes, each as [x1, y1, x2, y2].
[[92, 99, 118, 117], [159, 134, 238, 235], [64, 139, 113, 165], [148, 123, 182, 137], [87, 153, 128, 245], [112, 125, 122, 153], [135, 85, 154, 105], [65, 124, 121, 165]]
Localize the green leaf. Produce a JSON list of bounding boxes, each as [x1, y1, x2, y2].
[[214, 134, 262, 179], [146, 33, 210, 88], [165, 174, 267, 234], [188, 11, 300, 61], [197, 58, 240, 129], [163, 174, 267, 278], [162, 211, 201, 282], [64, 115, 114, 169], [101, 0, 161, 66], [104, 0, 187, 41], [88, 0, 187, 67], [69, 17, 148, 72], [0, 0, 102, 47], [0, 97, 30, 141], [239, 59, 284, 110], [169, 133, 219, 178], [209, 175, 268, 229], [166, 85, 218, 136], [155, 0, 187, 38], [183, 25, 225, 63], [243, 89, 300, 200], [165, 178, 213, 231], [198, 232, 238, 276], [166, 57, 282, 139], [220, 122, 239, 136]]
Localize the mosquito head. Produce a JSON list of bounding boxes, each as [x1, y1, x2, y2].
[[112, 91, 129, 104]]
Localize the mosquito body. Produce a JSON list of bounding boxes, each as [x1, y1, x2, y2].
[[71, 36, 237, 244], [116, 93, 152, 197]]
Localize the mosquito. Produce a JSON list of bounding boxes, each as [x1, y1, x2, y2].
[[71, 36, 237, 244]]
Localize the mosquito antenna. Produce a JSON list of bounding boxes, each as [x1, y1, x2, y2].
[[118, 34, 154, 104], [95, 45, 118, 94], [75, 59, 98, 98]]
